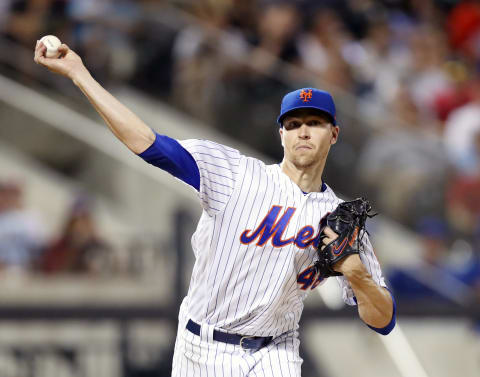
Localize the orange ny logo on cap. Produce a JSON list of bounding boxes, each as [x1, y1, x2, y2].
[[299, 89, 313, 102]]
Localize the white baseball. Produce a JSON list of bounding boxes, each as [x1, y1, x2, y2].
[[40, 35, 62, 58]]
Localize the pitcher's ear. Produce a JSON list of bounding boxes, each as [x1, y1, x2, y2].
[[331, 125, 339, 145]]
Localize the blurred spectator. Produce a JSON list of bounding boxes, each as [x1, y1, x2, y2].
[[346, 18, 396, 94], [171, 0, 249, 123], [357, 86, 448, 225], [389, 217, 480, 305], [444, 80, 480, 176], [418, 217, 451, 266], [432, 72, 471, 123], [67, 0, 142, 84], [226, 0, 258, 39], [249, 2, 300, 72], [446, 175, 480, 236], [297, 7, 353, 90], [40, 195, 111, 275], [447, 0, 480, 65], [0, 181, 45, 272], [410, 0, 445, 26], [344, 16, 411, 122], [388, 217, 450, 302], [407, 26, 454, 121], [2, 0, 48, 47], [0, 1, 14, 33], [1, 0, 54, 80]]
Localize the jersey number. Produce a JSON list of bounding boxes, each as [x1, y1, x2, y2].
[[297, 266, 323, 290]]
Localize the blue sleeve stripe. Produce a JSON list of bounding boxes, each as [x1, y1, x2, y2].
[[137, 133, 200, 191], [366, 287, 397, 335]]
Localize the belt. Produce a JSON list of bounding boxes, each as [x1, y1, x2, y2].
[[186, 319, 272, 351]]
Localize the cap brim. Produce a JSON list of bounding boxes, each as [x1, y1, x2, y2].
[[277, 105, 336, 125]]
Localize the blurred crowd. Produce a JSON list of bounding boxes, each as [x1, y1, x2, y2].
[[1, 0, 480, 302], [0, 180, 112, 275]]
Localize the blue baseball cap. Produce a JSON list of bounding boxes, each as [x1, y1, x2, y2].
[[277, 88, 337, 126]]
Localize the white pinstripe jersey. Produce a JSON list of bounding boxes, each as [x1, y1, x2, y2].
[[178, 139, 386, 338]]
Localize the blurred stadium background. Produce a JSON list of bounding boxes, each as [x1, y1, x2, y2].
[[0, 0, 480, 376]]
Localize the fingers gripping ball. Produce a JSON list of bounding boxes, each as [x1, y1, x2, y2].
[[40, 35, 62, 58], [315, 198, 376, 278]]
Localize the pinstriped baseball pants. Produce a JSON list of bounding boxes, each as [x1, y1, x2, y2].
[[171, 306, 302, 376]]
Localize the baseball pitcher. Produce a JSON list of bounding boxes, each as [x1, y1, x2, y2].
[[34, 40, 395, 377]]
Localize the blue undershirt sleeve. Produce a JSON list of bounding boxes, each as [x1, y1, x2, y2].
[[137, 132, 200, 191]]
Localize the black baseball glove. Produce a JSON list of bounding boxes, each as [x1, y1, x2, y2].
[[315, 198, 376, 278]]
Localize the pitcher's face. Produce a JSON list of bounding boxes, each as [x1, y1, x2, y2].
[[279, 109, 339, 169]]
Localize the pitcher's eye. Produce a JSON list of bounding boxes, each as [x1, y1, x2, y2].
[[307, 119, 327, 126], [284, 121, 301, 130]]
